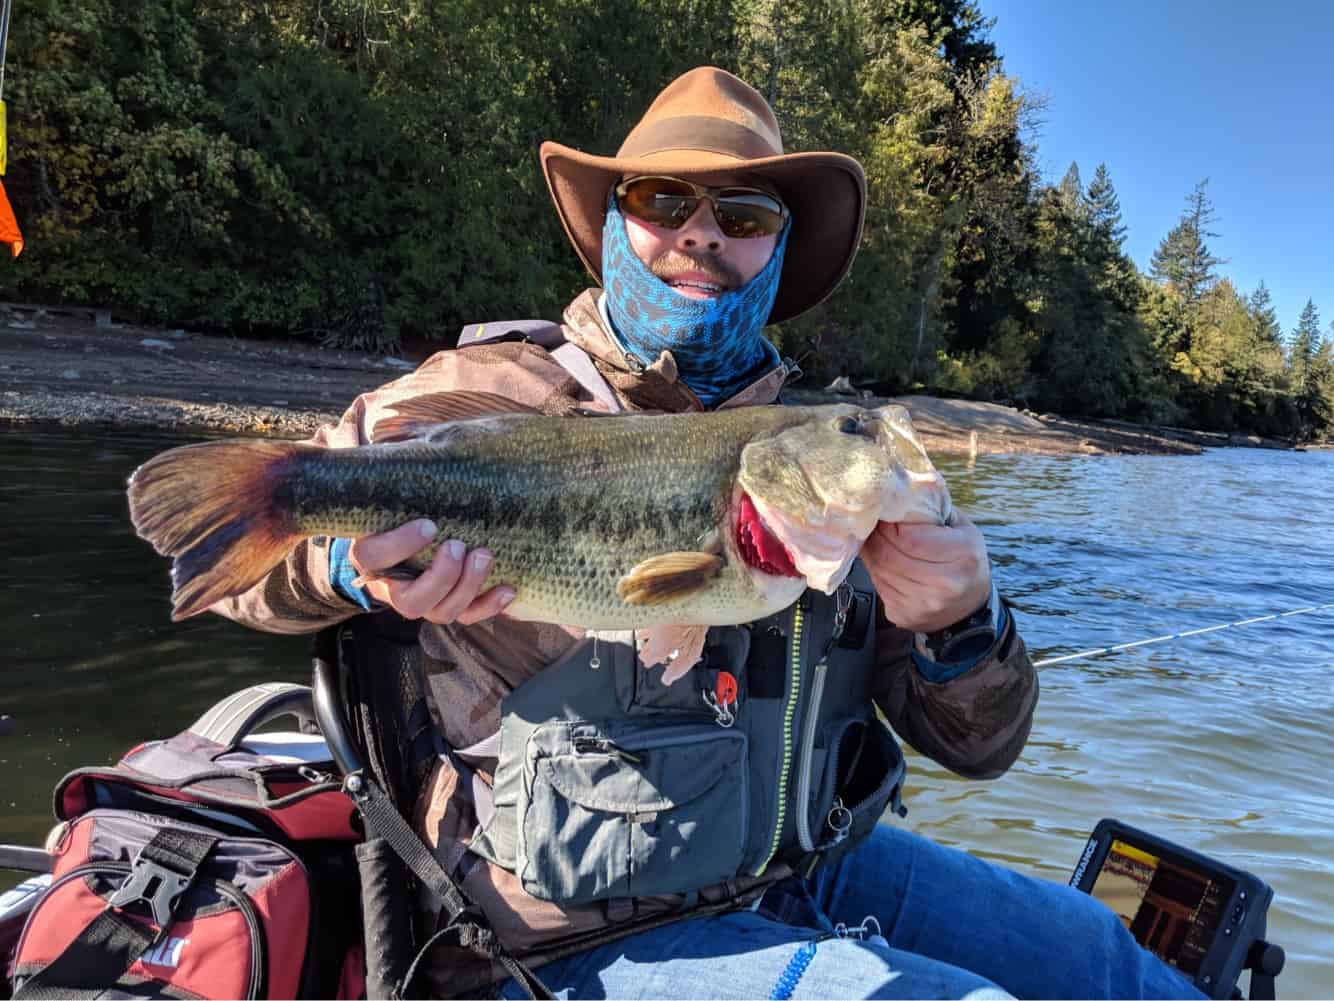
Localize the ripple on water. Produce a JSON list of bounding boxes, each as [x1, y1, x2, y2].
[[7, 432, 1334, 996]]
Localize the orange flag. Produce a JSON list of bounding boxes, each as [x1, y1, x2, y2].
[[0, 178, 22, 257]]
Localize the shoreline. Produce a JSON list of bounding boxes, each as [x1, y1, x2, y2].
[[0, 302, 1302, 456]]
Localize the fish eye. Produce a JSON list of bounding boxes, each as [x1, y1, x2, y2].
[[836, 416, 862, 435]]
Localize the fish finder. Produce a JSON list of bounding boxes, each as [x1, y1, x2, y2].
[[1070, 819, 1284, 1000]]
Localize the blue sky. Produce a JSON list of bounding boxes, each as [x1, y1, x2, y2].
[[985, 0, 1333, 337]]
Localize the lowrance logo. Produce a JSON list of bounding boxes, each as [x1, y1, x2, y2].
[[1070, 837, 1097, 887], [142, 936, 189, 969]]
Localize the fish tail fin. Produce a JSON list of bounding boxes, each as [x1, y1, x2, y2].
[[127, 439, 317, 620]]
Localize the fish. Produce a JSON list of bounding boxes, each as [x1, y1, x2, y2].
[[127, 392, 952, 681]]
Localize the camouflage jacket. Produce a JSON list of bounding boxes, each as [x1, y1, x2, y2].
[[216, 287, 1037, 777]]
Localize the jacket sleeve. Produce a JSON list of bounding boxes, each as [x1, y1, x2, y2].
[[871, 603, 1038, 780], [211, 342, 587, 635]]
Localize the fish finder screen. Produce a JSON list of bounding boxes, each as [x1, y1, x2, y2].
[[1089, 839, 1233, 974]]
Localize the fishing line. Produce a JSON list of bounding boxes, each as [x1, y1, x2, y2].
[[1033, 601, 1334, 667]]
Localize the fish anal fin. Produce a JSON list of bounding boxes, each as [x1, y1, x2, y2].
[[371, 391, 541, 443], [638, 624, 710, 685], [617, 552, 724, 607]]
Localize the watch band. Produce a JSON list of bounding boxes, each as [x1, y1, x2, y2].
[[918, 581, 1001, 662]]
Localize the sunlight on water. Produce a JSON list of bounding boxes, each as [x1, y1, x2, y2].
[[4, 428, 1333, 996]]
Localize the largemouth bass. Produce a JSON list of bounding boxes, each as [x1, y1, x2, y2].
[[128, 392, 952, 679]]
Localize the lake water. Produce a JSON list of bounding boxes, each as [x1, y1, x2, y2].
[[3, 426, 1332, 997]]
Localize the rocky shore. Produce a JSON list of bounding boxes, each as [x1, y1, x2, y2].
[[0, 302, 1293, 456]]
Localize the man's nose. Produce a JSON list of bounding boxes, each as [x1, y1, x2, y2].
[[674, 199, 725, 252]]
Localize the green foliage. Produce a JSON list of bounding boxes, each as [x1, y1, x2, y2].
[[0, 0, 1327, 438], [1149, 180, 1224, 307]]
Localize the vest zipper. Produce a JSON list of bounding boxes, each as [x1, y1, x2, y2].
[[752, 599, 805, 877], [794, 584, 851, 852], [794, 656, 829, 853]]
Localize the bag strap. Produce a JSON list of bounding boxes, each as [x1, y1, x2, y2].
[[345, 766, 554, 1000], [15, 829, 217, 1000], [312, 638, 555, 1001]]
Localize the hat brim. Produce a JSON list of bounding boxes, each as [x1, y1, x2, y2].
[[540, 142, 866, 325]]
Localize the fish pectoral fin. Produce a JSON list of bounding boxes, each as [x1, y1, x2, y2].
[[617, 552, 724, 606], [371, 391, 542, 442], [638, 624, 709, 685]]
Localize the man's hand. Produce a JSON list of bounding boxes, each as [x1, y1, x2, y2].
[[348, 519, 515, 625], [861, 509, 992, 634]]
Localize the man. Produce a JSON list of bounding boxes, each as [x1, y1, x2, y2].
[[218, 68, 1202, 999]]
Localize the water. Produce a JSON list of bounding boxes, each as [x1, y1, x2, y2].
[[3, 426, 1332, 996]]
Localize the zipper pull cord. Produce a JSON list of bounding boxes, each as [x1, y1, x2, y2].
[[769, 938, 819, 1000], [815, 583, 856, 664]]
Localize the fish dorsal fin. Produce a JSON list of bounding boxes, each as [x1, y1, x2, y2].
[[371, 391, 541, 442], [617, 551, 724, 606]]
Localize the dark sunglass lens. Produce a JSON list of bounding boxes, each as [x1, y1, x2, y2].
[[621, 178, 699, 229], [715, 198, 784, 238]]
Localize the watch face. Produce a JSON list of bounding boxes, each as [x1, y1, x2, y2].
[[926, 592, 999, 661]]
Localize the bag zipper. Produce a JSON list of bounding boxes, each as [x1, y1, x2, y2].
[[752, 598, 805, 876], [18, 861, 265, 998]]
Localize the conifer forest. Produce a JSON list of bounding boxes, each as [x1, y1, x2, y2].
[[4, 0, 1331, 440]]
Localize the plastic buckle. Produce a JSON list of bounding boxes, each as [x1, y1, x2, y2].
[[109, 854, 194, 929]]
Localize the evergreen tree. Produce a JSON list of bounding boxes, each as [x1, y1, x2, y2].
[[1247, 282, 1283, 345], [1150, 179, 1224, 306], [1288, 300, 1324, 436], [1057, 162, 1084, 215], [1086, 163, 1127, 247]]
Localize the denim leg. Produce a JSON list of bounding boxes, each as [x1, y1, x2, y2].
[[808, 824, 1206, 1000], [497, 910, 1011, 1000]]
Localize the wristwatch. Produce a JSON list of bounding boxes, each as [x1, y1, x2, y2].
[[918, 581, 1002, 662]]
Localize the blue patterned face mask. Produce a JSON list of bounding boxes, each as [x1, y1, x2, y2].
[[601, 193, 789, 408]]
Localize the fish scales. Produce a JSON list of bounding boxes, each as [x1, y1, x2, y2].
[[279, 409, 797, 626]]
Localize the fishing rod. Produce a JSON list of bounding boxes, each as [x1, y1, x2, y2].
[[0, 0, 10, 100], [1033, 600, 1334, 667]]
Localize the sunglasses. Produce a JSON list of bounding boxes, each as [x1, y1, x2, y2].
[[615, 175, 789, 239]]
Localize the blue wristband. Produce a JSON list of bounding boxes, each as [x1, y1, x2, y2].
[[329, 537, 373, 611]]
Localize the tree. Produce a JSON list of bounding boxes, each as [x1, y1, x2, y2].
[[1057, 162, 1084, 216], [1150, 180, 1223, 307], [1288, 299, 1326, 436], [1086, 163, 1127, 247], [1247, 283, 1282, 345]]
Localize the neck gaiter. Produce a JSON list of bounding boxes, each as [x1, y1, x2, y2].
[[600, 193, 789, 408]]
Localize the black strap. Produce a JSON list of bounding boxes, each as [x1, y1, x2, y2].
[[15, 830, 217, 1000], [351, 774, 471, 923], [348, 773, 554, 1000], [15, 909, 155, 1000]]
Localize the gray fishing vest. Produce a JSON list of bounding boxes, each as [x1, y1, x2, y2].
[[455, 320, 908, 908]]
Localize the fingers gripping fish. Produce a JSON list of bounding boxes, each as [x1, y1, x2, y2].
[[127, 392, 952, 682]]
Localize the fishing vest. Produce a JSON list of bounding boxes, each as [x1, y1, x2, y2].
[[465, 564, 906, 905], [426, 321, 908, 984]]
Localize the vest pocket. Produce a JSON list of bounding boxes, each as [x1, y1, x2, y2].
[[517, 722, 749, 903], [808, 716, 906, 857]]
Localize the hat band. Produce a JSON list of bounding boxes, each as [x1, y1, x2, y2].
[[617, 115, 782, 162]]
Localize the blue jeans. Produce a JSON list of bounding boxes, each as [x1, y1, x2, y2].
[[499, 823, 1206, 999]]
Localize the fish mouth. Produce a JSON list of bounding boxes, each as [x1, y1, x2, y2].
[[735, 492, 801, 578]]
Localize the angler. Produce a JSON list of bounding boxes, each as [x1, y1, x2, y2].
[[192, 68, 1201, 999]]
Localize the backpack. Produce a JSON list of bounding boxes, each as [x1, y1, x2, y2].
[[8, 684, 365, 1000]]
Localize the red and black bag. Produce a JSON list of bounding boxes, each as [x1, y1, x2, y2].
[[8, 685, 365, 1000]]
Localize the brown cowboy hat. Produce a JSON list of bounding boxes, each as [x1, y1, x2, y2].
[[540, 66, 866, 324]]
